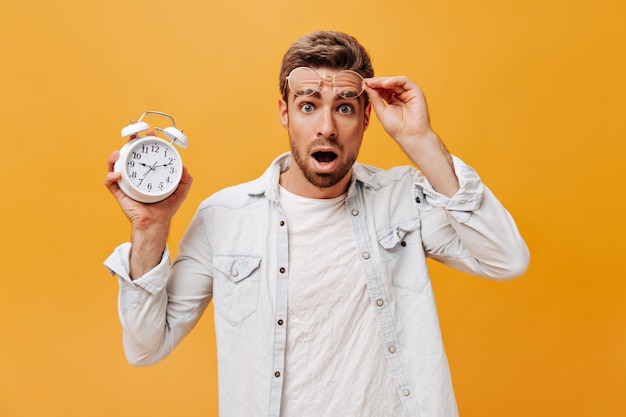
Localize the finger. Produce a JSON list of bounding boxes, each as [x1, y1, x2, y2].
[[365, 76, 412, 97], [103, 172, 124, 199], [366, 75, 409, 87], [363, 85, 389, 119], [180, 166, 193, 184], [175, 167, 193, 196], [386, 92, 403, 104], [167, 171, 193, 208], [365, 86, 399, 104], [107, 150, 120, 172], [105, 151, 124, 196]]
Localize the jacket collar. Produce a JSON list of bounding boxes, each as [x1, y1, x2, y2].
[[246, 152, 381, 201]]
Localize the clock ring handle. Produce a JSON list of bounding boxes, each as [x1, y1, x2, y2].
[[155, 126, 189, 149], [138, 111, 178, 129], [121, 111, 188, 148]]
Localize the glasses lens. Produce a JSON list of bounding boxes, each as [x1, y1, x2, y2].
[[333, 70, 364, 98], [287, 67, 321, 97], [287, 67, 365, 98]]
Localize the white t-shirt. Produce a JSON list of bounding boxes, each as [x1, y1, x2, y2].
[[278, 186, 406, 417]]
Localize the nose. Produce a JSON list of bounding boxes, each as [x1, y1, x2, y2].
[[317, 107, 337, 139]]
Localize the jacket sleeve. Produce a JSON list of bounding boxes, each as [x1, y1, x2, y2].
[[416, 156, 530, 279], [103, 211, 214, 366]]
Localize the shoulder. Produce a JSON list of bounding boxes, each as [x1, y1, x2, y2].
[[197, 152, 287, 211], [197, 179, 263, 212], [353, 162, 420, 190]]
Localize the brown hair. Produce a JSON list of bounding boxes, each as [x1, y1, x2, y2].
[[279, 31, 374, 103]]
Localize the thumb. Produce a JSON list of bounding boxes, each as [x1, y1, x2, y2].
[[364, 85, 387, 120], [171, 167, 193, 200]]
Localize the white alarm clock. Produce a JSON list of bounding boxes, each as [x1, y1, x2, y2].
[[114, 111, 188, 203]]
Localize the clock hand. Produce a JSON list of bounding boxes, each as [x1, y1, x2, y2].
[[154, 161, 173, 169], [138, 161, 158, 185]]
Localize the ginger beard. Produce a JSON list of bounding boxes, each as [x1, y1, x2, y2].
[[288, 136, 358, 189]]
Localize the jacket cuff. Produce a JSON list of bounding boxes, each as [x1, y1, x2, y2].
[[414, 156, 484, 223], [103, 242, 171, 294]]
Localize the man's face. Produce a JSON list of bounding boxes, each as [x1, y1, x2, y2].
[[279, 67, 371, 197]]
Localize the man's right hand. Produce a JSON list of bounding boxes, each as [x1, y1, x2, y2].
[[104, 149, 193, 279]]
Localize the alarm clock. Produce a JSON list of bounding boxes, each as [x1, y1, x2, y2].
[[114, 111, 188, 203]]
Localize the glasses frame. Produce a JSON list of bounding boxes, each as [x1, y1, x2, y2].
[[285, 66, 365, 99]]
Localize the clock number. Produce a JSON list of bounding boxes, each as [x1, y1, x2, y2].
[[132, 152, 142, 160], [147, 183, 152, 190], [130, 171, 137, 178], [129, 160, 135, 167], [151, 145, 160, 153]]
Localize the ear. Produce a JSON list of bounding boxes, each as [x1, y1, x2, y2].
[[363, 103, 372, 130], [278, 98, 289, 130]]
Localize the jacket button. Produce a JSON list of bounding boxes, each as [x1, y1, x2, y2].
[[277, 319, 284, 326], [415, 196, 421, 204], [403, 389, 410, 397], [275, 371, 281, 378], [279, 220, 285, 226], [351, 209, 359, 216], [363, 252, 370, 260], [376, 299, 384, 307], [279, 267, 286, 273], [389, 346, 396, 353]]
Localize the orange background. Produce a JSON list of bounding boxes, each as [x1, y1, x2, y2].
[[1, 0, 624, 416]]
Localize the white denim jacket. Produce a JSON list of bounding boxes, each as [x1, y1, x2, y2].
[[105, 152, 529, 417]]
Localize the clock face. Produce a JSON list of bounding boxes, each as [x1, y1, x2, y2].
[[118, 137, 183, 203]]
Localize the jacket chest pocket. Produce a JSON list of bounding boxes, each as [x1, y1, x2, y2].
[[212, 254, 262, 325], [377, 217, 430, 293]]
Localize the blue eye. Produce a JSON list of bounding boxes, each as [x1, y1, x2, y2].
[[338, 104, 353, 114], [300, 103, 314, 113]]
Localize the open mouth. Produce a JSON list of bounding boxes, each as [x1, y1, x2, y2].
[[312, 151, 337, 164]]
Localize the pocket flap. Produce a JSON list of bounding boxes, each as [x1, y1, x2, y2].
[[213, 254, 262, 283], [378, 218, 421, 249]]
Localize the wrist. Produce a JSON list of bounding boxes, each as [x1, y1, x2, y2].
[[400, 131, 460, 198], [397, 129, 443, 162], [129, 224, 169, 280]]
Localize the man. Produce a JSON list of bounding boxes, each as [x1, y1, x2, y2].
[[104, 31, 529, 417]]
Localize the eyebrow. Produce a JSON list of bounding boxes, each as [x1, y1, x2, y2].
[[291, 91, 321, 103], [291, 91, 360, 103]]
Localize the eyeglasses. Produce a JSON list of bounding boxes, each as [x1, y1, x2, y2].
[[285, 67, 365, 99]]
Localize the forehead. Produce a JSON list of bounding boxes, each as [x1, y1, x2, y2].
[[287, 66, 364, 102], [289, 88, 363, 106], [288, 65, 364, 80], [309, 66, 342, 76]]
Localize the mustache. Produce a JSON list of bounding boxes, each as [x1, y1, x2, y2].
[[309, 139, 342, 151]]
